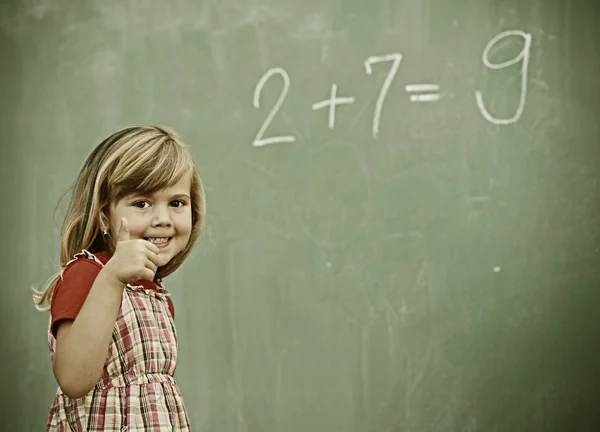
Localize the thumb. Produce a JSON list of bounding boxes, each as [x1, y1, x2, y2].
[[117, 217, 130, 243]]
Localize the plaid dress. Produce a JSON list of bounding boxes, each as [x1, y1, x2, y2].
[[46, 250, 191, 431]]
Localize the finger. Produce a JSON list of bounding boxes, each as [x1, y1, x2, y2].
[[144, 241, 160, 256], [145, 249, 161, 268], [144, 261, 158, 279], [117, 218, 130, 243]]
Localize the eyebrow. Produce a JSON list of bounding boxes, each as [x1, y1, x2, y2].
[[171, 194, 191, 200], [131, 192, 191, 200]]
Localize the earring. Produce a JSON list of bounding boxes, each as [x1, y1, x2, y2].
[[103, 229, 108, 236]]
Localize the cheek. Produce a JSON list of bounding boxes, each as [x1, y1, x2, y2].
[[175, 219, 192, 249], [180, 225, 192, 244], [177, 212, 193, 235], [109, 219, 121, 241]]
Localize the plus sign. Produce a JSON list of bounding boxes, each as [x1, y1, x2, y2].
[[312, 84, 355, 129]]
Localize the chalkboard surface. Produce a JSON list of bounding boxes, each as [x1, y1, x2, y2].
[[1, 1, 599, 430]]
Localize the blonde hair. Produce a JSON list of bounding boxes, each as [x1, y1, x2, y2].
[[32, 126, 206, 311]]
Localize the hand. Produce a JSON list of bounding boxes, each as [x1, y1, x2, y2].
[[103, 217, 161, 285]]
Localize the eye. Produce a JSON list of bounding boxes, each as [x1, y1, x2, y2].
[[133, 200, 149, 209], [171, 200, 186, 208]]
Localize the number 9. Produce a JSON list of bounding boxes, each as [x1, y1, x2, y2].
[[475, 30, 533, 125]]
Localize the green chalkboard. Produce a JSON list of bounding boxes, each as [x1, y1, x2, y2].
[[1, 0, 600, 430]]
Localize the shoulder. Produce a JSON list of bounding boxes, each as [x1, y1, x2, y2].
[[58, 255, 104, 290], [52, 254, 105, 308], [50, 254, 105, 337], [153, 280, 176, 320]]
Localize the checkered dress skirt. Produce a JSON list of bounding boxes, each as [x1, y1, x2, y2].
[[46, 251, 191, 431]]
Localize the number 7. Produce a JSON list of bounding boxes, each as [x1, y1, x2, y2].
[[364, 53, 403, 139]]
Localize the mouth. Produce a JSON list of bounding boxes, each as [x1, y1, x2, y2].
[[145, 237, 172, 248]]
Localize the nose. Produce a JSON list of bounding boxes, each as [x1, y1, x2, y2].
[[151, 204, 172, 227]]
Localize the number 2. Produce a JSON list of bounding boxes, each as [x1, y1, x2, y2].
[[252, 67, 296, 147]]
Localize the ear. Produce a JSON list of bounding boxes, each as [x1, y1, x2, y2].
[[98, 209, 111, 233]]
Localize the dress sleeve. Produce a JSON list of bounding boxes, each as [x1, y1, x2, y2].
[[50, 258, 103, 338]]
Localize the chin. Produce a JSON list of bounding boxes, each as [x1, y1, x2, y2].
[[156, 256, 173, 268]]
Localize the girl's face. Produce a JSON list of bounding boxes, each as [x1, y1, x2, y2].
[[107, 173, 193, 269]]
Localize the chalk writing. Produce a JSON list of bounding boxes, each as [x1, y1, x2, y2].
[[312, 84, 355, 129], [364, 53, 402, 139], [250, 30, 532, 146], [252, 68, 296, 147], [475, 30, 532, 125], [405, 84, 442, 103]]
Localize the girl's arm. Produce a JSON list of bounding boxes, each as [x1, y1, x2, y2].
[[52, 268, 124, 399], [53, 218, 160, 399]]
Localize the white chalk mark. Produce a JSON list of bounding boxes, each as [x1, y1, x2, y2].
[[383, 301, 397, 376], [252, 68, 296, 147], [311, 84, 355, 129], [364, 53, 403, 138], [261, 221, 292, 240], [530, 77, 549, 91], [405, 84, 440, 93], [409, 94, 441, 102], [383, 231, 423, 240], [320, 31, 332, 63], [274, 361, 282, 405], [244, 159, 280, 178], [468, 196, 490, 202], [249, 8, 271, 70], [359, 327, 371, 418], [315, 241, 347, 247], [406, 83, 441, 103], [399, 297, 407, 314], [475, 30, 532, 125], [385, 232, 405, 239]]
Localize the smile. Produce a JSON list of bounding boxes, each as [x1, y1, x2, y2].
[[145, 237, 172, 248]]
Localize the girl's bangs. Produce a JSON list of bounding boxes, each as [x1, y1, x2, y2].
[[108, 139, 192, 200]]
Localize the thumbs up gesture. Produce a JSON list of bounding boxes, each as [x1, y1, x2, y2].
[[103, 218, 161, 286]]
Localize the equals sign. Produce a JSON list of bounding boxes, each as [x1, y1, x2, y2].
[[405, 84, 442, 102]]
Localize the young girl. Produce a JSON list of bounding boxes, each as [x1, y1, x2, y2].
[[33, 126, 206, 431]]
